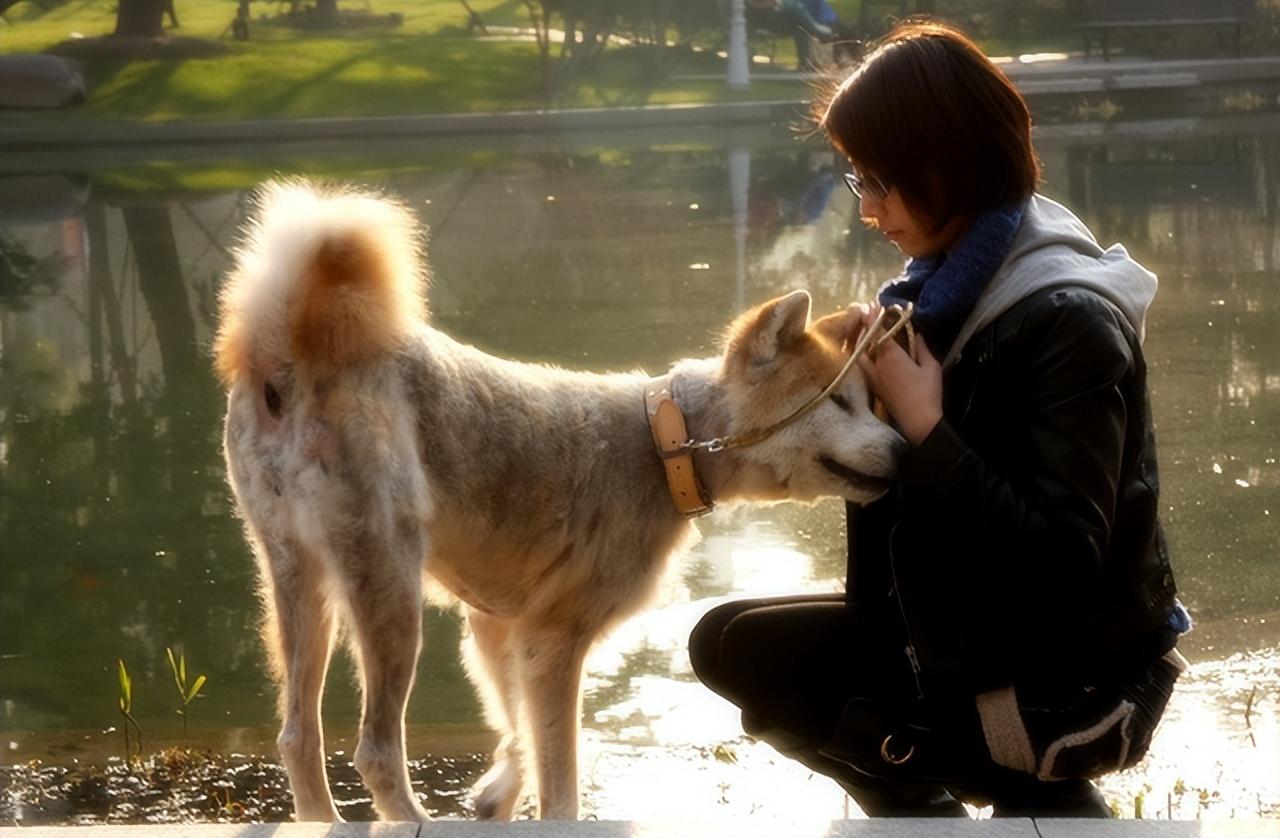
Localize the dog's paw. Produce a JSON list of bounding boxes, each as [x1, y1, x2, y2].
[[473, 758, 523, 821], [375, 799, 431, 822]]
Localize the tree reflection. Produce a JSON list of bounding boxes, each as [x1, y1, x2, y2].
[[0, 189, 485, 754], [86, 203, 137, 405], [1, 194, 265, 744], [0, 233, 63, 308]]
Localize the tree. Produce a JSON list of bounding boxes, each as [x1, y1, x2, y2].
[[115, 0, 165, 36], [114, 0, 178, 37]]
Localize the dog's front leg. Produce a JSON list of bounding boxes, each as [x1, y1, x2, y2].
[[515, 621, 591, 820], [464, 608, 525, 820]]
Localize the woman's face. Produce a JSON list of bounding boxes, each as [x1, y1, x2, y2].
[[853, 169, 966, 258]]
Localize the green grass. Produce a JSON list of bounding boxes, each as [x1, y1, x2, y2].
[[77, 37, 548, 120], [0, 0, 1101, 129], [0, 0, 814, 123], [0, 0, 532, 51]]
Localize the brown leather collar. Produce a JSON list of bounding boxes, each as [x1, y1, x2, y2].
[[644, 375, 714, 518], [643, 304, 914, 518]]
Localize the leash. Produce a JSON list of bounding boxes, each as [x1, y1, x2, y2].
[[684, 302, 914, 454], [645, 303, 914, 518]]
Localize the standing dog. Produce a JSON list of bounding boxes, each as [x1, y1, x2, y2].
[[215, 181, 905, 822]]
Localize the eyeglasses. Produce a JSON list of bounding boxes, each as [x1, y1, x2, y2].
[[843, 170, 890, 201]]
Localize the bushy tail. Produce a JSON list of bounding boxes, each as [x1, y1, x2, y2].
[[214, 179, 428, 387]]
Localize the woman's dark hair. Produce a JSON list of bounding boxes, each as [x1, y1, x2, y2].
[[817, 19, 1040, 232]]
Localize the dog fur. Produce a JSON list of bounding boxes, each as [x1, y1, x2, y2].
[[215, 180, 906, 822]]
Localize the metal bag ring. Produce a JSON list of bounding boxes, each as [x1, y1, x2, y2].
[[880, 734, 915, 765]]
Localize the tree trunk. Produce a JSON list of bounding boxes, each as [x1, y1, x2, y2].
[[315, 0, 338, 20], [522, 0, 555, 97], [115, 0, 166, 37]]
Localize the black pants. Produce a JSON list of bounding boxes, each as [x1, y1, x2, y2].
[[688, 593, 1112, 818]]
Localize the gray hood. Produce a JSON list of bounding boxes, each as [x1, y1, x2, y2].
[[942, 193, 1158, 368]]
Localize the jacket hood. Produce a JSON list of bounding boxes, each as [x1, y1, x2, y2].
[[942, 193, 1158, 368]]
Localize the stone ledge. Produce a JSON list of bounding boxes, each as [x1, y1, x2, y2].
[[6, 820, 1277, 838]]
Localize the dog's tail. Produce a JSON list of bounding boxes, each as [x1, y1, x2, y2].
[[214, 179, 428, 387]]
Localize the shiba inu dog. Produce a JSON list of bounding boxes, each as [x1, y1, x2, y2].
[[215, 180, 905, 822]]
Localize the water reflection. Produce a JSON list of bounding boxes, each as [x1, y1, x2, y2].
[[0, 115, 1276, 819]]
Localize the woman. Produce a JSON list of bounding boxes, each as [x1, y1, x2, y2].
[[689, 20, 1189, 818]]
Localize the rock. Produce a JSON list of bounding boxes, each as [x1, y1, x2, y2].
[[0, 54, 87, 109]]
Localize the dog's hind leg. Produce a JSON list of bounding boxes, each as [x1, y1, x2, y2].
[[341, 545, 431, 822], [462, 608, 525, 820], [259, 535, 342, 822], [515, 621, 591, 820]]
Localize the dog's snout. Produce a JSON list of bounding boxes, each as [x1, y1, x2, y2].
[[890, 434, 911, 463]]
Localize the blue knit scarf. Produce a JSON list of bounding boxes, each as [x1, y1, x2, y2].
[[878, 204, 1025, 357]]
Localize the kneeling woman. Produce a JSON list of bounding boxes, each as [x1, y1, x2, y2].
[[689, 20, 1189, 818]]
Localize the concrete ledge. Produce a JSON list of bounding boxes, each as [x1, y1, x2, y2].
[[1017, 77, 1107, 94], [6, 821, 1277, 838], [0, 100, 806, 151], [1111, 72, 1202, 90]]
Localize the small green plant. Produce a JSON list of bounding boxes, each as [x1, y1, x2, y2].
[[1071, 96, 1122, 121], [711, 743, 738, 764], [214, 786, 245, 818], [116, 658, 144, 764], [166, 646, 207, 740], [1240, 684, 1260, 747], [1133, 782, 1153, 818]]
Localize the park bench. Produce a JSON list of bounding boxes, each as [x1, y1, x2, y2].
[[1080, 0, 1256, 61]]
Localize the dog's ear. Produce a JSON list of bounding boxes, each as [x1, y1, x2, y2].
[[813, 303, 868, 351], [727, 290, 811, 373]]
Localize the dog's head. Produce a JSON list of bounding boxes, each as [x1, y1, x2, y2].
[[718, 290, 907, 505]]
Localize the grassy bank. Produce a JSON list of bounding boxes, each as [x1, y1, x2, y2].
[[0, 0, 819, 124]]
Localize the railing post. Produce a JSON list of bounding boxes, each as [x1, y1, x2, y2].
[[728, 147, 751, 311], [728, 0, 750, 90]]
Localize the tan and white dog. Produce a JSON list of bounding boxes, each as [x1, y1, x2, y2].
[[215, 181, 906, 822]]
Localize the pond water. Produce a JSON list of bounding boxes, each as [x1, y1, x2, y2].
[[0, 111, 1277, 821]]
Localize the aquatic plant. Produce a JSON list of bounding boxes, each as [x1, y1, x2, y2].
[[165, 646, 207, 740], [116, 658, 144, 764]]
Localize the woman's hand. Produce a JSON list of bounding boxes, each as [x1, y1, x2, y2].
[[857, 308, 943, 446]]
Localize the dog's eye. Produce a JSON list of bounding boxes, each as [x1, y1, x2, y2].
[[830, 393, 853, 414]]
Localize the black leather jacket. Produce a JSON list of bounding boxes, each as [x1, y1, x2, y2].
[[847, 286, 1178, 700]]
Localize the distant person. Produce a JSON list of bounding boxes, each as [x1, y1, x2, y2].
[[795, 0, 859, 66], [749, 0, 857, 69], [690, 20, 1189, 818]]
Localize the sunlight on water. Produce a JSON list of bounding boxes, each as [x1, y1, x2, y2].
[[578, 567, 1280, 820], [1105, 648, 1280, 820], [705, 533, 825, 596]]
